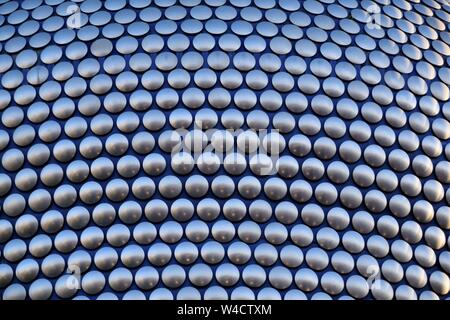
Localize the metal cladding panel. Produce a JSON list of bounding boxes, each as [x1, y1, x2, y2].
[[0, 0, 450, 300]]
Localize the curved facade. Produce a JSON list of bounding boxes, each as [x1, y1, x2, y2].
[[0, 0, 450, 300]]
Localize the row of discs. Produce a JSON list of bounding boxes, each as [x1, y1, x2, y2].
[[1, 52, 449, 100], [0, 206, 449, 250], [0, 172, 449, 216], [2, 264, 450, 300]]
